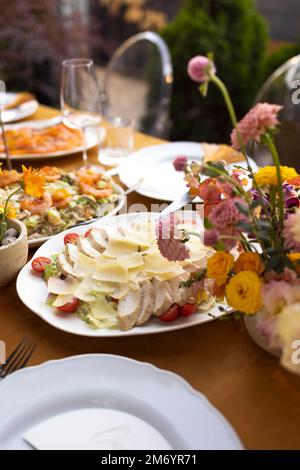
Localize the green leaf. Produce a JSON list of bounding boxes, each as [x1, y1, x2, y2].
[[234, 201, 249, 216], [204, 217, 214, 229], [199, 82, 208, 97]]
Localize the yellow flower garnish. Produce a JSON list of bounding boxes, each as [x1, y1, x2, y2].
[[234, 252, 264, 275], [22, 165, 45, 198], [0, 203, 17, 219], [288, 253, 300, 273], [254, 166, 298, 187], [225, 271, 262, 315], [206, 251, 234, 286]]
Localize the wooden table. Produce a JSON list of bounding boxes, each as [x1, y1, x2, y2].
[[1, 105, 300, 450]]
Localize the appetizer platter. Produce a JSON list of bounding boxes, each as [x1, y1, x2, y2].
[[0, 91, 39, 123], [0, 118, 105, 160], [0, 165, 125, 247], [118, 142, 257, 201], [17, 212, 228, 337]]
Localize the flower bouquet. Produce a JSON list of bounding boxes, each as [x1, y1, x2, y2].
[[157, 54, 300, 375]]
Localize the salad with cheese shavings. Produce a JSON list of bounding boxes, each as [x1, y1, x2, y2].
[[0, 166, 120, 241], [31, 220, 215, 331]]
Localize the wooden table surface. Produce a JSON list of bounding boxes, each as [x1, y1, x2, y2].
[[1, 105, 300, 450]]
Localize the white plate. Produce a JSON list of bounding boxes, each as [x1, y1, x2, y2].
[[0, 92, 39, 123], [17, 212, 228, 337], [0, 118, 106, 160], [0, 354, 243, 450], [27, 182, 126, 248], [119, 142, 258, 202]]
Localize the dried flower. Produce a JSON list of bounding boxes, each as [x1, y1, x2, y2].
[[173, 155, 187, 172], [231, 103, 282, 150], [155, 213, 190, 262]]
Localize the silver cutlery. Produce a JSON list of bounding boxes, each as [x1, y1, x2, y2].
[[156, 190, 199, 220], [0, 338, 36, 379]]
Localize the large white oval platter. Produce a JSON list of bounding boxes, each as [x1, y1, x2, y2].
[[17, 212, 228, 337]]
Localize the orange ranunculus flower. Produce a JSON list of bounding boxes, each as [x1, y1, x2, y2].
[[22, 165, 46, 198], [288, 253, 300, 273], [287, 175, 300, 188], [206, 251, 234, 286], [234, 252, 264, 275]]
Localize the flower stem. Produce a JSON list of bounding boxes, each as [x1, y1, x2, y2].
[[264, 133, 284, 228], [0, 186, 21, 244], [210, 74, 269, 217]]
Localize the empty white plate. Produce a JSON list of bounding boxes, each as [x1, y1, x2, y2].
[[119, 142, 257, 201], [0, 92, 39, 123], [0, 354, 243, 450]]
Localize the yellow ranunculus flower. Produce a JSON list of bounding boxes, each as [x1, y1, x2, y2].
[[254, 166, 298, 187], [225, 271, 262, 315], [234, 252, 264, 275], [206, 251, 234, 286]]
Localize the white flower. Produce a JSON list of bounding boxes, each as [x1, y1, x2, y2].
[[277, 303, 300, 376]]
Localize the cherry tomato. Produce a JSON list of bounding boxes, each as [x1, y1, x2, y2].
[[159, 304, 179, 322], [64, 232, 79, 245], [179, 303, 197, 317], [85, 228, 93, 238], [31, 256, 51, 273], [57, 297, 80, 313]]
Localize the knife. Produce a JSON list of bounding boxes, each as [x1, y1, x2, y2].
[[156, 190, 200, 220]]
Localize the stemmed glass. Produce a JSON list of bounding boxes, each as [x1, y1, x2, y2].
[[60, 59, 102, 165]]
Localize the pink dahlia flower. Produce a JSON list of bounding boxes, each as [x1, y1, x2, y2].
[[155, 213, 190, 262], [231, 103, 282, 150], [187, 55, 216, 84], [173, 155, 187, 172], [262, 281, 300, 315]]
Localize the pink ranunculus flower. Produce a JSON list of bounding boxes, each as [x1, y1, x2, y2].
[[230, 103, 282, 150], [173, 155, 188, 172], [261, 281, 300, 315], [187, 55, 216, 84], [155, 213, 190, 262]]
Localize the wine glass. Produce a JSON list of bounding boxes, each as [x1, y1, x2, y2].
[[60, 58, 102, 165]]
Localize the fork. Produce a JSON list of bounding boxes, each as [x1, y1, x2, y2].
[[0, 338, 36, 379]]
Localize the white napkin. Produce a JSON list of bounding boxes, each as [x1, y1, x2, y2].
[[23, 408, 172, 450]]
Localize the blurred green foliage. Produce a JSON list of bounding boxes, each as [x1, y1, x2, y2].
[[262, 43, 300, 84], [161, 0, 268, 143]]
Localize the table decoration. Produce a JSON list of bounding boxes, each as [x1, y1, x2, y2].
[[156, 53, 300, 376], [0, 165, 45, 284]]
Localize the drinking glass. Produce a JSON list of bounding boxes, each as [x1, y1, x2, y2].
[[60, 58, 102, 165], [99, 116, 134, 164]]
